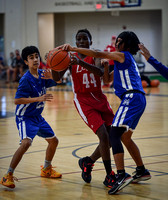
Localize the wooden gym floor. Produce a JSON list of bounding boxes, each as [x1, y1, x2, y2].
[[0, 81, 168, 200]]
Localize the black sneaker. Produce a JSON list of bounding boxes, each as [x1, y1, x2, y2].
[[78, 157, 94, 183], [108, 173, 133, 195], [132, 168, 151, 183], [103, 171, 116, 188]]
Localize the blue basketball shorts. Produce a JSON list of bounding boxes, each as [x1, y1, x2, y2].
[[15, 115, 55, 141], [112, 93, 146, 130]]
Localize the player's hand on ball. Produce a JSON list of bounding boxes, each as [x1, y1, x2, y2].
[[56, 44, 73, 51]]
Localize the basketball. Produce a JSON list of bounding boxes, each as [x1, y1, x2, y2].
[[141, 80, 148, 88], [47, 49, 70, 71], [150, 79, 160, 87]]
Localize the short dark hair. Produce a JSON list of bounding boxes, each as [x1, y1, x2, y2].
[[76, 29, 92, 41], [21, 46, 40, 61], [117, 31, 140, 55]]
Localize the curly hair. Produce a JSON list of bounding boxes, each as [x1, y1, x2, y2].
[[76, 29, 92, 41], [116, 31, 140, 55], [21, 46, 40, 61]]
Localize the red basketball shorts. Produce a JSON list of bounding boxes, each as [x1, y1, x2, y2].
[[74, 91, 114, 133]]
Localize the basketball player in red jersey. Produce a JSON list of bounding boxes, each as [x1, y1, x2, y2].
[[50, 29, 115, 187]]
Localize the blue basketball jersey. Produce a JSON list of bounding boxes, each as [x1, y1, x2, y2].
[[113, 51, 145, 99], [15, 69, 56, 116]]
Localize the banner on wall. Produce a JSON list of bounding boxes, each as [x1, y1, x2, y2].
[[54, 0, 107, 9]]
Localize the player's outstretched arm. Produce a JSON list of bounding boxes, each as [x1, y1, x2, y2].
[[139, 43, 168, 80], [58, 44, 124, 63], [14, 94, 54, 105]]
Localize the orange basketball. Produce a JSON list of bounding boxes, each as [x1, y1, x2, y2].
[[47, 49, 70, 71], [150, 79, 160, 87], [141, 80, 148, 88]]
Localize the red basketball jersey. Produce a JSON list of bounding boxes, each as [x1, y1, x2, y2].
[[71, 53, 102, 93]]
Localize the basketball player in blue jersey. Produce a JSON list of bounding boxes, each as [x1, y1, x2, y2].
[[58, 31, 151, 195], [0, 46, 62, 189]]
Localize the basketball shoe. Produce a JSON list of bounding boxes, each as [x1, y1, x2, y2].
[[132, 168, 151, 183], [103, 170, 116, 188], [78, 157, 94, 183], [41, 165, 62, 178], [108, 172, 133, 195], [0, 172, 17, 188]]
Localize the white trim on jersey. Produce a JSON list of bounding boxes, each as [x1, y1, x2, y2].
[[119, 69, 133, 90], [119, 107, 129, 125], [22, 121, 26, 139], [113, 106, 124, 126], [16, 103, 30, 116], [119, 71, 126, 89], [113, 106, 129, 126], [18, 122, 22, 138], [18, 121, 27, 139], [125, 69, 133, 90], [16, 104, 24, 116], [74, 93, 88, 124], [20, 104, 30, 116]]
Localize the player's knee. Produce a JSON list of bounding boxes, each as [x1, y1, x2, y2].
[[96, 125, 109, 144], [110, 126, 126, 155], [47, 136, 59, 147], [21, 138, 31, 151], [55, 136, 59, 146], [121, 136, 132, 146], [110, 126, 126, 140]]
